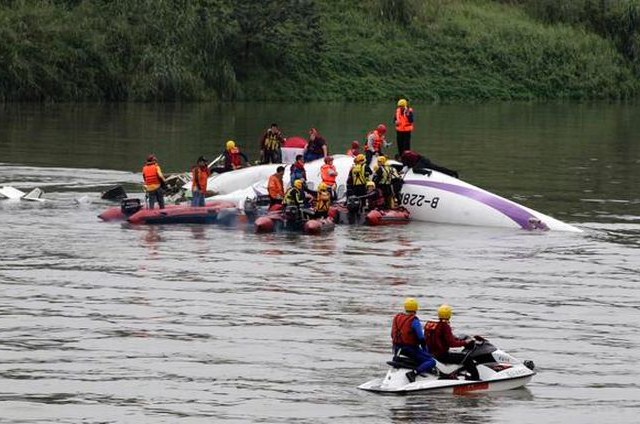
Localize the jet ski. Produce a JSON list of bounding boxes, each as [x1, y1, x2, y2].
[[359, 338, 535, 394]]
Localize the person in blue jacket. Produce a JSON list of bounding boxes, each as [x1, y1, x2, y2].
[[391, 297, 437, 383]]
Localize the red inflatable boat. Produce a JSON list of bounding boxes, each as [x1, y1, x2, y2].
[[98, 199, 236, 223], [365, 207, 411, 226]]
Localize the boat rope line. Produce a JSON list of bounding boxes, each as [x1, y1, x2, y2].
[[403, 180, 543, 230]]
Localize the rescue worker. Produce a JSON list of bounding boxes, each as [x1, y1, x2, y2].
[[267, 166, 286, 208], [400, 150, 459, 179], [283, 179, 305, 208], [346, 140, 361, 157], [142, 154, 166, 210], [395, 99, 414, 157], [363, 181, 385, 210], [425, 304, 480, 381], [191, 156, 210, 207], [392, 298, 437, 383], [260, 123, 285, 164], [320, 155, 338, 199], [303, 127, 328, 162], [372, 156, 399, 209], [346, 154, 371, 198], [314, 182, 332, 219], [289, 154, 307, 185], [365, 124, 387, 166], [220, 140, 249, 172]]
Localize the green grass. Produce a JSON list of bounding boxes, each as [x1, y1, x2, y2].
[[0, 0, 637, 102]]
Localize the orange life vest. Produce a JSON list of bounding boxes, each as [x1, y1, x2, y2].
[[192, 166, 209, 192], [321, 164, 337, 186], [143, 164, 161, 186], [268, 174, 284, 199], [391, 313, 419, 346], [395, 106, 414, 132], [229, 147, 243, 169]]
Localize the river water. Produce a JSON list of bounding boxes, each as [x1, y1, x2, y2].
[[0, 102, 639, 423]]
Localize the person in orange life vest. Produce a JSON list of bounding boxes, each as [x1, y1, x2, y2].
[[267, 166, 286, 208], [363, 181, 385, 210], [260, 123, 285, 164], [191, 156, 210, 207], [303, 127, 328, 162], [142, 154, 167, 210], [346, 140, 361, 157], [314, 182, 332, 219], [365, 124, 388, 166], [222, 140, 249, 172], [392, 297, 437, 383], [425, 304, 480, 381], [320, 155, 338, 199], [395, 99, 414, 157], [400, 150, 459, 179], [372, 156, 400, 209]]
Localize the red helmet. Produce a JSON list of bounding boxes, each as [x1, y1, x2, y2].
[[377, 124, 387, 134], [324, 156, 333, 163], [351, 141, 360, 149], [146, 155, 157, 163]]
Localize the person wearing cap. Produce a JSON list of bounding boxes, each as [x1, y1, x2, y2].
[[260, 123, 285, 164], [142, 154, 167, 209], [267, 166, 286, 208], [191, 156, 210, 207], [424, 304, 480, 380], [303, 127, 328, 162], [365, 124, 387, 166], [391, 297, 437, 383], [395, 98, 414, 157]]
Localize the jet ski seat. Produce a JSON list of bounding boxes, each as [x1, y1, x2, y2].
[[387, 355, 418, 369]]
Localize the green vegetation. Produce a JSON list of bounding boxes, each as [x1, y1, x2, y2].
[[0, 0, 638, 102]]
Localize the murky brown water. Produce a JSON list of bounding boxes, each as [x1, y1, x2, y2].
[[0, 102, 639, 423]]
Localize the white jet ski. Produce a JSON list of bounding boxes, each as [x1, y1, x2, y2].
[[0, 186, 45, 202], [359, 338, 535, 394]]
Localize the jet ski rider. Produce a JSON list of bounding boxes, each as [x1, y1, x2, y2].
[[425, 304, 480, 381], [391, 298, 437, 383]]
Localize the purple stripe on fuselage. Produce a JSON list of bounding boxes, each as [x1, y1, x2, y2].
[[404, 179, 538, 230]]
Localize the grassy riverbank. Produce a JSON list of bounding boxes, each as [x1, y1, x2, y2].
[[0, 0, 638, 102]]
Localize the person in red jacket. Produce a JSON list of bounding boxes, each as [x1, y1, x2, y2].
[[424, 304, 480, 380]]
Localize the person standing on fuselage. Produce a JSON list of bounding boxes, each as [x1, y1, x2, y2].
[[395, 99, 414, 158], [260, 123, 285, 164], [392, 297, 437, 383]]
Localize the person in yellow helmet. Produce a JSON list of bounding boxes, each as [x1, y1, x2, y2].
[[391, 297, 437, 383], [372, 155, 401, 209], [283, 179, 305, 208], [211, 140, 250, 173], [345, 153, 372, 214], [424, 304, 480, 380], [314, 182, 332, 218], [395, 98, 414, 157]]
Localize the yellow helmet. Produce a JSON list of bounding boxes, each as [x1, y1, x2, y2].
[[226, 140, 236, 150], [404, 297, 419, 312], [397, 99, 408, 107], [317, 182, 328, 191], [355, 153, 365, 163], [377, 156, 387, 165], [438, 304, 453, 320], [293, 179, 303, 189], [366, 181, 375, 189]]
